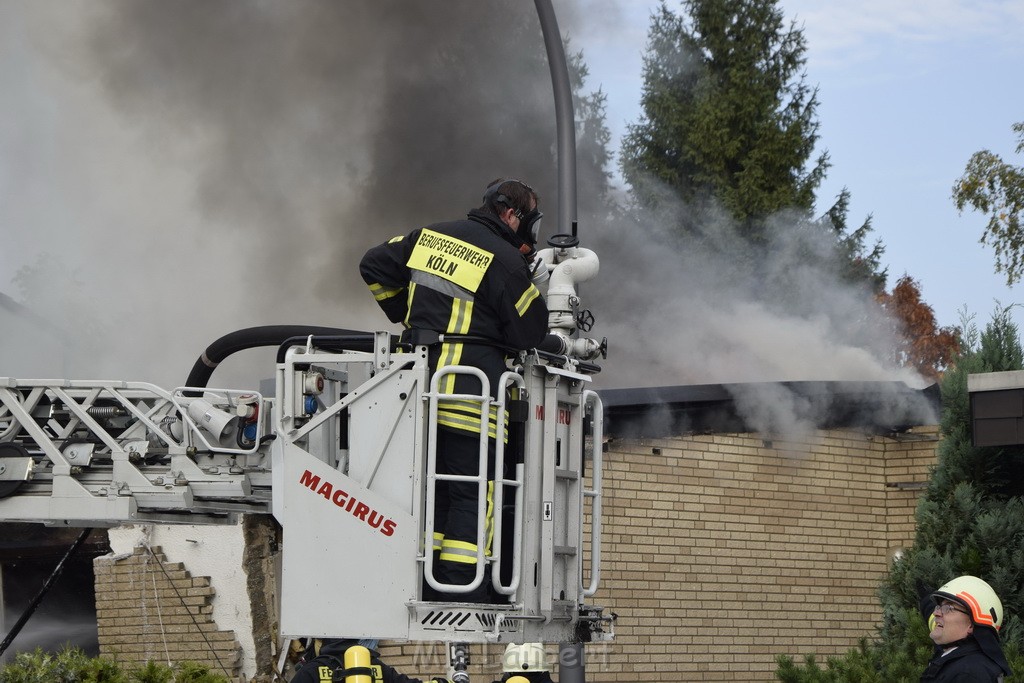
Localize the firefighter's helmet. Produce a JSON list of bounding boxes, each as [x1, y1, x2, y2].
[[502, 642, 548, 672], [932, 575, 1003, 631]]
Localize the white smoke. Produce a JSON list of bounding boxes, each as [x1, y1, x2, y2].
[[584, 197, 926, 390]]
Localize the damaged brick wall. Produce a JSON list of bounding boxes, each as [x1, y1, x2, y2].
[[94, 546, 240, 677], [243, 515, 282, 680]]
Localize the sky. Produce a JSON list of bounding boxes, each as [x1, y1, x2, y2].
[[0, 1, 1020, 410], [574, 0, 1024, 335]]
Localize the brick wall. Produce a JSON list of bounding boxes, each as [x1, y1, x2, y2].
[[92, 425, 937, 681], [94, 546, 241, 677], [377, 425, 938, 682]]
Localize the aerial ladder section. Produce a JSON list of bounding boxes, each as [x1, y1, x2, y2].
[[0, 237, 613, 654]]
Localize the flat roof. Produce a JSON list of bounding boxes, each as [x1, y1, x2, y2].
[[600, 381, 940, 439], [968, 371, 1024, 393]]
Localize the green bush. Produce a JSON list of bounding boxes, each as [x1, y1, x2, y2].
[[775, 608, 935, 683], [0, 647, 230, 683]]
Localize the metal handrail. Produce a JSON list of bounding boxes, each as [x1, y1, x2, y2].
[[422, 365, 492, 595], [581, 389, 603, 597], [489, 371, 526, 596]]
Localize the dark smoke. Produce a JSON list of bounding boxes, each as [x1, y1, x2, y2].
[[1, 0, 928, 428], [82, 2, 599, 292], [1, 2, 589, 387]]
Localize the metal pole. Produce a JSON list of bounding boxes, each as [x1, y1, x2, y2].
[[0, 528, 95, 659], [534, 0, 578, 238], [558, 642, 585, 683], [536, 3, 586, 680]]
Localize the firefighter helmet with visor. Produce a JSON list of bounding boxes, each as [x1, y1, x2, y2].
[[931, 575, 1003, 631]]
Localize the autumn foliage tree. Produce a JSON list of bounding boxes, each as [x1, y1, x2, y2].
[[876, 275, 960, 383]]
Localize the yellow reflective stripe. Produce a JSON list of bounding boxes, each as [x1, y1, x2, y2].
[[433, 531, 444, 551], [439, 342, 462, 394], [438, 402, 505, 429], [407, 229, 494, 293], [440, 538, 479, 564], [437, 413, 492, 437], [435, 418, 501, 440], [388, 235, 404, 243], [439, 298, 472, 393], [446, 298, 473, 335], [404, 282, 417, 327], [439, 399, 505, 417], [485, 481, 494, 555], [437, 404, 506, 440], [368, 282, 403, 302], [515, 283, 541, 316], [437, 485, 494, 564]]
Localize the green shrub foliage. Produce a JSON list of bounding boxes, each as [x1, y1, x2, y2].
[[0, 647, 229, 683]]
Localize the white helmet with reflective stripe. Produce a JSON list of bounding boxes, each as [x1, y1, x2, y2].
[[502, 642, 548, 672], [932, 575, 1003, 631]]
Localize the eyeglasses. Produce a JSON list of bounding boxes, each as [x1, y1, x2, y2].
[[934, 602, 969, 616]]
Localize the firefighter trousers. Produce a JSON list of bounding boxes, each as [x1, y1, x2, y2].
[[430, 426, 495, 603]]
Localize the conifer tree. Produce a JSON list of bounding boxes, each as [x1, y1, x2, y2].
[[620, 0, 827, 240], [881, 307, 1024, 640], [619, 0, 886, 291]]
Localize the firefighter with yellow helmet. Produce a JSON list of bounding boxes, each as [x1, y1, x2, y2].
[[920, 575, 1012, 681], [492, 643, 555, 683]]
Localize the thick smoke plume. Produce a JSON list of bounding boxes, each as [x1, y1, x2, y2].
[[0, 2, 575, 387], [0, 2, 933, 432]]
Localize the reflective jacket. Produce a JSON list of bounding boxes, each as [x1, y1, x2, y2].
[[920, 639, 1008, 682], [360, 208, 549, 437]]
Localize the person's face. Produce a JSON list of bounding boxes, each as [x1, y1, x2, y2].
[[930, 600, 974, 646], [499, 200, 539, 257], [499, 205, 521, 232], [498, 199, 537, 234]]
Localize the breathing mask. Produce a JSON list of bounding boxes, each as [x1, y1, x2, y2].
[[482, 179, 542, 253], [517, 208, 543, 252]]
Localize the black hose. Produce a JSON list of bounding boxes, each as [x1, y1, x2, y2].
[[538, 333, 568, 355], [183, 325, 367, 389]]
